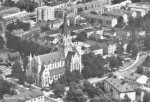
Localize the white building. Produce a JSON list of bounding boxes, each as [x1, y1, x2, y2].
[[104, 77, 136, 101], [36, 1, 68, 21]]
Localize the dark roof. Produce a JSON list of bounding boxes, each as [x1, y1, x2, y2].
[[141, 56, 150, 68], [50, 67, 66, 76], [89, 44, 102, 51], [44, 36, 55, 41], [4, 89, 44, 102], [66, 51, 75, 61], [7, 52, 20, 59], [38, 51, 65, 65], [45, 30, 61, 35], [69, 24, 83, 31], [47, 0, 69, 6]]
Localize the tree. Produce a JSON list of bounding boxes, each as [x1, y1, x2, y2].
[[3, 0, 16, 7], [76, 31, 87, 42], [18, 72, 26, 85], [0, 78, 16, 98], [0, 36, 4, 50], [53, 84, 65, 98], [143, 92, 150, 102], [137, 66, 143, 74], [66, 86, 87, 102], [121, 94, 131, 102], [26, 76, 35, 86], [115, 43, 124, 54], [12, 61, 23, 78]]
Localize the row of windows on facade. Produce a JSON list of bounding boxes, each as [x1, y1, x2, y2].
[[27, 96, 44, 102]]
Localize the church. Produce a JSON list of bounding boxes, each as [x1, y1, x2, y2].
[[26, 13, 82, 87]]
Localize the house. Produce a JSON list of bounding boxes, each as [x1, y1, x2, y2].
[[121, 71, 142, 85], [88, 44, 103, 55], [43, 30, 61, 37], [103, 11, 128, 24], [44, 36, 59, 44], [0, 7, 20, 16], [104, 77, 136, 101], [84, 40, 97, 47], [85, 28, 95, 37], [69, 24, 84, 33], [103, 29, 116, 37], [11, 29, 29, 38], [3, 89, 44, 102], [81, 13, 118, 28], [101, 40, 116, 55], [140, 55, 150, 74], [7, 52, 21, 62], [114, 30, 131, 40]]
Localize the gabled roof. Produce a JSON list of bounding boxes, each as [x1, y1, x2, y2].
[[7, 52, 20, 59], [4, 89, 44, 102], [121, 71, 142, 80], [50, 67, 66, 76], [84, 40, 97, 46], [38, 51, 65, 65], [89, 44, 102, 51], [141, 56, 150, 68], [66, 51, 75, 61]]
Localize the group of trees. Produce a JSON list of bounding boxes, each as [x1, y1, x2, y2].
[[3, 0, 38, 12], [6, 20, 30, 33], [6, 33, 52, 56], [53, 70, 83, 87], [76, 31, 88, 42], [0, 36, 4, 50], [0, 78, 16, 98], [11, 61, 35, 85], [81, 53, 106, 79]]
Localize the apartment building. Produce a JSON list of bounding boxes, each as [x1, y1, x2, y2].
[[36, 1, 68, 21], [81, 13, 117, 28], [104, 77, 136, 101]]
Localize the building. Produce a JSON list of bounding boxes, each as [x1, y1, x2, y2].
[[11, 29, 29, 38], [140, 55, 150, 74], [3, 89, 44, 102], [81, 13, 117, 28], [104, 77, 136, 101], [2, 11, 28, 20], [0, 7, 20, 16], [36, 0, 68, 21], [103, 11, 128, 24], [26, 13, 82, 87], [131, 8, 148, 17], [88, 44, 103, 55]]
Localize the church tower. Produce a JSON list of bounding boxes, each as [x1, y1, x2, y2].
[[59, 13, 72, 58]]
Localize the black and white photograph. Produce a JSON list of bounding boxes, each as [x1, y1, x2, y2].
[[0, 0, 150, 102]]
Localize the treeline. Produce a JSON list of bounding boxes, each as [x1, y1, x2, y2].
[[6, 20, 30, 33], [6, 33, 52, 56], [3, 0, 38, 12]]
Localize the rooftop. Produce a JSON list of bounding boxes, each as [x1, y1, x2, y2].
[[4, 89, 44, 102], [105, 77, 135, 93], [141, 55, 150, 68], [38, 51, 65, 65], [121, 71, 142, 80], [89, 44, 102, 51], [80, 13, 115, 21], [103, 11, 124, 17]]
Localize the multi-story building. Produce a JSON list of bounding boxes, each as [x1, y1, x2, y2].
[[26, 14, 82, 87], [3, 89, 44, 102], [103, 11, 128, 24], [104, 77, 136, 101], [36, 0, 68, 21], [88, 44, 103, 55], [81, 13, 118, 28]]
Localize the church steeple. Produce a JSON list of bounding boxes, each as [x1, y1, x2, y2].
[[61, 13, 69, 36]]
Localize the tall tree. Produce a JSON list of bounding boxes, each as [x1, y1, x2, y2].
[[121, 94, 131, 102], [12, 61, 23, 78], [26, 76, 35, 86], [143, 92, 150, 102], [53, 84, 65, 98]]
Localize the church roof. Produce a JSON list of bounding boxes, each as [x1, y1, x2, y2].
[[61, 13, 69, 36], [66, 51, 75, 61], [38, 51, 65, 65], [50, 67, 66, 76]]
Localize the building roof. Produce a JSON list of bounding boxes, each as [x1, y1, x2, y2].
[[45, 30, 61, 35], [69, 24, 83, 31], [105, 77, 135, 93], [66, 51, 75, 61], [38, 51, 65, 65], [136, 75, 149, 85], [7, 52, 20, 59], [50, 67, 66, 76], [47, 0, 69, 7], [115, 30, 130, 38], [103, 11, 124, 17], [44, 36, 55, 41], [84, 40, 97, 46], [81, 13, 115, 21], [89, 44, 102, 51], [4, 89, 44, 102], [121, 71, 142, 80], [141, 56, 150, 68], [84, 28, 94, 32]]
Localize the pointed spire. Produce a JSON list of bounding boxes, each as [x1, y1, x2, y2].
[[29, 53, 32, 61], [61, 12, 69, 36], [37, 56, 41, 65]]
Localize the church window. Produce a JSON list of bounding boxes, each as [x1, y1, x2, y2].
[[61, 61, 63, 66]]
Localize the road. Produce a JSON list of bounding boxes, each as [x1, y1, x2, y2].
[[120, 52, 149, 73]]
